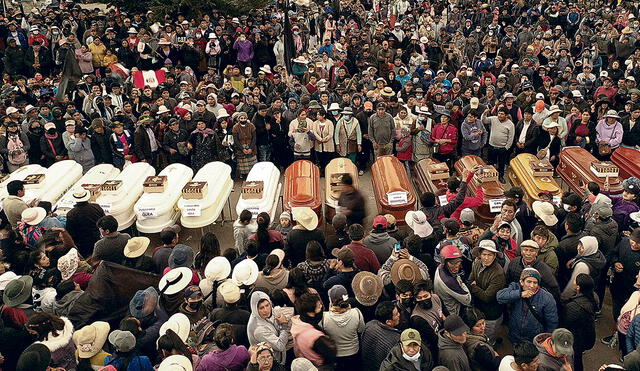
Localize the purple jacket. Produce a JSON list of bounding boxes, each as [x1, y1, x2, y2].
[[233, 40, 254, 62], [596, 119, 623, 148], [607, 192, 640, 232], [196, 345, 250, 371]]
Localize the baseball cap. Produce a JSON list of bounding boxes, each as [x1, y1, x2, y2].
[[332, 247, 355, 263], [444, 314, 469, 336], [552, 328, 574, 355], [460, 208, 475, 225], [373, 215, 388, 229], [401, 328, 422, 346]]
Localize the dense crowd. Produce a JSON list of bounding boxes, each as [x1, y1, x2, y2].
[[0, 0, 638, 369]]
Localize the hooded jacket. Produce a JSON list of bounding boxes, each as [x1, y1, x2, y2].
[[254, 268, 289, 292], [36, 316, 77, 371], [363, 231, 397, 265], [197, 344, 250, 371], [438, 329, 472, 371], [320, 308, 364, 357], [290, 316, 327, 366], [584, 216, 618, 257], [534, 333, 574, 371], [379, 343, 434, 371], [561, 236, 606, 300], [246, 291, 289, 364]]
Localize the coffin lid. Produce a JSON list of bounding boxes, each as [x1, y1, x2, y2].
[[285, 160, 320, 204], [560, 147, 621, 186], [510, 153, 561, 193]]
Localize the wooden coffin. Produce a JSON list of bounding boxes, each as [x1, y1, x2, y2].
[[414, 158, 449, 201], [612, 147, 640, 180], [325, 158, 359, 221], [454, 155, 505, 224], [371, 155, 417, 225], [284, 160, 323, 223], [508, 153, 562, 206], [557, 147, 623, 197]]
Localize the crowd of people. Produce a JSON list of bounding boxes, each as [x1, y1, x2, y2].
[[0, 0, 637, 369]]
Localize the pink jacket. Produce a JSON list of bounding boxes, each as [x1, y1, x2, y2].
[[291, 316, 325, 366]]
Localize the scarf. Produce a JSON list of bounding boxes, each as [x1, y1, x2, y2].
[[192, 127, 215, 137], [45, 132, 58, 156], [437, 264, 468, 295]]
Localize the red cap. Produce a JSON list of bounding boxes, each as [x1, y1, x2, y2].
[[440, 244, 462, 260], [373, 215, 388, 229]]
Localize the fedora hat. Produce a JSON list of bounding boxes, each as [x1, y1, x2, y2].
[[168, 244, 194, 268], [293, 56, 309, 64], [381, 87, 395, 97], [390, 259, 421, 285], [405, 210, 433, 238], [127, 27, 138, 33], [351, 271, 383, 306], [159, 313, 190, 343], [532, 201, 558, 226], [216, 108, 230, 119], [73, 321, 110, 358], [158, 267, 193, 295], [218, 279, 241, 304], [57, 248, 79, 281], [156, 105, 170, 114], [124, 237, 150, 258], [204, 256, 231, 281], [21, 207, 46, 226], [291, 207, 319, 230], [259, 65, 272, 74], [341, 106, 353, 115], [547, 105, 562, 114], [3, 275, 33, 307], [158, 355, 193, 371], [232, 258, 259, 286], [73, 189, 91, 202]]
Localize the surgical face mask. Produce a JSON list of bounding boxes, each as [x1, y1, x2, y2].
[[563, 204, 571, 212], [402, 351, 421, 362], [332, 111, 340, 116], [466, 71, 472, 76], [343, 114, 352, 119], [417, 298, 432, 310]]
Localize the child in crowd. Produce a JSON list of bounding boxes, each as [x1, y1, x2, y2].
[[234, 209, 256, 255]]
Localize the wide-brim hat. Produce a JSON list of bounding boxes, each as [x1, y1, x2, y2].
[[158, 267, 192, 295], [124, 237, 150, 258], [381, 87, 395, 97], [157, 105, 170, 114], [168, 244, 195, 268], [217, 109, 230, 119], [259, 65, 272, 74], [542, 121, 561, 129], [158, 355, 193, 371], [352, 271, 383, 306], [58, 248, 79, 281], [159, 313, 190, 343], [293, 56, 308, 64], [603, 110, 621, 119], [405, 210, 433, 238], [3, 275, 33, 307], [16, 343, 51, 371], [0, 271, 19, 290], [127, 27, 137, 33], [292, 207, 319, 230], [158, 39, 171, 45], [21, 207, 46, 226], [390, 259, 421, 285], [218, 279, 241, 304], [547, 105, 562, 114], [204, 256, 231, 281], [73, 321, 110, 358], [72, 189, 91, 202], [232, 258, 259, 286]]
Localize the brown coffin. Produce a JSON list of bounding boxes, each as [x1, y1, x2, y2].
[[612, 147, 640, 180], [371, 155, 416, 225], [324, 158, 359, 221], [454, 155, 505, 224], [284, 160, 323, 223], [508, 153, 562, 206], [557, 147, 623, 197], [414, 158, 449, 201]]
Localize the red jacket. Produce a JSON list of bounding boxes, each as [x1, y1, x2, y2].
[[446, 186, 484, 221], [346, 241, 381, 273], [396, 135, 413, 161], [431, 123, 458, 154]]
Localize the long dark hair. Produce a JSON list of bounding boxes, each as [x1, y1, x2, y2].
[[286, 267, 309, 299], [157, 329, 192, 361], [576, 273, 599, 310], [26, 313, 65, 341], [256, 212, 271, 252], [194, 232, 221, 274], [262, 254, 280, 276]]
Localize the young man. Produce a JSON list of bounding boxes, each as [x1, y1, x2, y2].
[[499, 341, 540, 371]]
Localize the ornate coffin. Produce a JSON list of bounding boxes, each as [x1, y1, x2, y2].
[[143, 175, 167, 193], [508, 153, 562, 206], [371, 155, 416, 225], [454, 155, 505, 224], [612, 147, 640, 180], [414, 158, 449, 201], [284, 160, 323, 223], [557, 147, 623, 197], [325, 158, 359, 221]]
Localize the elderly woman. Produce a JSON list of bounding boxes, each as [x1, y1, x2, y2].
[[595, 109, 624, 160], [541, 105, 568, 141], [247, 291, 291, 364], [232, 112, 257, 179]]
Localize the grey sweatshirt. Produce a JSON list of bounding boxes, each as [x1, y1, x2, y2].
[[481, 113, 515, 149]]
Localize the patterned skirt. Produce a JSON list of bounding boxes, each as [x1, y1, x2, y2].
[[237, 154, 257, 175]]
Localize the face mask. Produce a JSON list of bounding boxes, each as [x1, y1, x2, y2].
[[402, 351, 421, 362], [417, 298, 433, 310], [343, 114, 352, 119], [481, 56, 486, 61], [563, 204, 571, 212], [46, 128, 56, 135], [466, 71, 472, 76], [33, 31, 39, 35], [188, 300, 202, 310], [400, 297, 413, 308], [332, 111, 340, 116], [31, 126, 43, 134]]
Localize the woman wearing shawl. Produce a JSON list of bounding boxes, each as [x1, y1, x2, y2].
[[232, 112, 257, 178], [40, 122, 67, 167], [187, 119, 227, 172], [246, 291, 291, 364]]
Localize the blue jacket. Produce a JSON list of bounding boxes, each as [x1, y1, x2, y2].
[[497, 282, 558, 344], [626, 313, 640, 354]]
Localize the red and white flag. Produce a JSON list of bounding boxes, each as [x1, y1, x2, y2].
[[133, 69, 166, 89], [109, 63, 130, 78]]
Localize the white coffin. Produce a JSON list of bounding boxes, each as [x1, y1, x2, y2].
[[95, 162, 156, 231], [0, 164, 48, 205], [235, 161, 281, 221], [178, 162, 232, 229], [135, 163, 194, 234], [24, 160, 83, 205], [55, 164, 121, 215]]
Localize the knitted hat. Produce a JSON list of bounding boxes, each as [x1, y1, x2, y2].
[[520, 267, 541, 282]]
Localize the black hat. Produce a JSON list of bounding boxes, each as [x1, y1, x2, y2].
[[444, 314, 469, 336], [16, 343, 51, 371], [505, 187, 524, 200]]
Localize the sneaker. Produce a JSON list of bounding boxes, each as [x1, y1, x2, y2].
[[358, 170, 364, 176], [601, 335, 614, 345]]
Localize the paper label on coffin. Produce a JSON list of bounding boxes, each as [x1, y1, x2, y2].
[[387, 191, 408, 206], [182, 204, 202, 217], [99, 203, 112, 214], [137, 207, 158, 219], [438, 195, 449, 206], [590, 161, 619, 178], [489, 198, 506, 213], [246, 206, 260, 217]]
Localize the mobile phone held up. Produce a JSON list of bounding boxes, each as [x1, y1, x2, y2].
[[394, 242, 402, 254]]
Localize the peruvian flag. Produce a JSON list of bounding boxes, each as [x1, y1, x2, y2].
[[109, 63, 130, 79], [133, 69, 166, 89]]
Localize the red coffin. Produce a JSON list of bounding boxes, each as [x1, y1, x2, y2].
[[612, 147, 640, 180], [371, 156, 416, 225], [284, 160, 323, 223], [557, 147, 623, 197], [454, 155, 505, 224]]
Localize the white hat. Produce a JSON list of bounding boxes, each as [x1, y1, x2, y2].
[[24, 104, 37, 113], [532, 201, 558, 226], [6, 107, 18, 115], [73, 321, 110, 359], [44, 122, 56, 130], [542, 121, 561, 129], [208, 33, 217, 39], [158, 355, 192, 371], [548, 105, 562, 114], [328, 103, 341, 111], [218, 279, 241, 304], [21, 207, 46, 226], [127, 27, 138, 33], [405, 210, 433, 238], [158, 39, 171, 45], [29, 25, 39, 31], [419, 36, 428, 43], [417, 106, 431, 115], [73, 189, 91, 202], [204, 256, 231, 281], [58, 248, 79, 281], [536, 93, 545, 100], [0, 272, 19, 291], [293, 56, 309, 64], [216, 109, 230, 119], [259, 65, 272, 74], [124, 237, 150, 258], [470, 97, 479, 109], [156, 105, 170, 114], [232, 259, 259, 286], [478, 239, 500, 254], [244, 67, 252, 75], [600, 70, 609, 78], [158, 267, 192, 295], [571, 90, 583, 98], [159, 313, 190, 343], [291, 207, 319, 230], [627, 76, 636, 82], [604, 110, 621, 119]]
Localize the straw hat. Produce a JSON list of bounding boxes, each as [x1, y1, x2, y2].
[[73, 321, 110, 358], [291, 207, 319, 230], [547, 105, 562, 114], [57, 248, 79, 281], [159, 313, 190, 343], [158, 267, 193, 295], [21, 207, 46, 226], [204, 256, 231, 281], [390, 259, 421, 285], [381, 87, 395, 97], [232, 259, 259, 286], [351, 271, 383, 306], [124, 237, 150, 258], [72, 189, 91, 202]]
